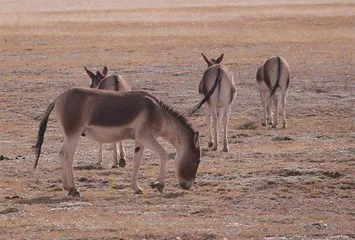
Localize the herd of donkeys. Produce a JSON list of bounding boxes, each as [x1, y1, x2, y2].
[[32, 53, 290, 196]]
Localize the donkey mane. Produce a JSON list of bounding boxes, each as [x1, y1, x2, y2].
[[149, 94, 195, 135]]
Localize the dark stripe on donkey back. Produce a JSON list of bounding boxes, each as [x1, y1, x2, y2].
[[270, 56, 282, 96]]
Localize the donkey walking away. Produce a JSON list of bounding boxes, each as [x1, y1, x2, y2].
[[191, 53, 236, 152], [85, 66, 131, 168], [33, 88, 200, 197], [256, 56, 290, 128]]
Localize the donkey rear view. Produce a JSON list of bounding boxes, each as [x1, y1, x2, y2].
[[85, 66, 131, 167], [192, 53, 236, 152], [256, 56, 290, 128]]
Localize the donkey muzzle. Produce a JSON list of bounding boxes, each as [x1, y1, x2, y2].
[[179, 181, 192, 190]]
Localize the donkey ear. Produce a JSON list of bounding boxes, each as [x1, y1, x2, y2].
[[201, 53, 212, 67], [102, 66, 108, 76], [215, 54, 224, 64], [84, 67, 95, 79], [96, 71, 105, 79], [193, 131, 200, 148]]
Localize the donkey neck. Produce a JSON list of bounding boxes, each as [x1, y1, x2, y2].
[[159, 111, 194, 153]]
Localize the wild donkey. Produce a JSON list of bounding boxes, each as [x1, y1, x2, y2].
[[191, 53, 236, 152], [256, 56, 290, 128], [84, 66, 131, 168], [33, 88, 201, 197]]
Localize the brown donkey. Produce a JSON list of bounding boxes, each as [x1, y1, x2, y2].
[[256, 56, 290, 128], [192, 53, 236, 152], [84, 66, 131, 167], [33, 88, 201, 197]]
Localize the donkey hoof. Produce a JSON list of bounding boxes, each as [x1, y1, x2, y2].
[[223, 147, 229, 152], [118, 158, 126, 168], [262, 122, 266, 126], [134, 189, 143, 194], [272, 124, 277, 128], [150, 182, 164, 193], [208, 142, 214, 148], [68, 188, 80, 198]]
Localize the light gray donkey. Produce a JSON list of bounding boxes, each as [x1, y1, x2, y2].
[[256, 56, 290, 128], [84, 66, 131, 167], [191, 53, 236, 152]]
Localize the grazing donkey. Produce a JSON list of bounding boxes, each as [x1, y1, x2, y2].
[[191, 53, 236, 152], [256, 56, 290, 128], [33, 88, 201, 197], [84, 66, 131, 168]]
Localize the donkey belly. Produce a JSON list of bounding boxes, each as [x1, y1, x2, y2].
[[83, 126, 135, 143]]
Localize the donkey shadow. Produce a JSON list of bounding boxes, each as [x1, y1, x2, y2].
[[15, 196, 75, 205], [73, 164, 104, 171]]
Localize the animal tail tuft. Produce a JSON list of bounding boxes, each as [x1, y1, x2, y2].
[[33, 101, 55, 169]]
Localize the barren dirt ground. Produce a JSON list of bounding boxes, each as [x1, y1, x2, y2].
[[0, 1, 354, 239]]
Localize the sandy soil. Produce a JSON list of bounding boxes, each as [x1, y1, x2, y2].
[[0, 1, 354, 239]]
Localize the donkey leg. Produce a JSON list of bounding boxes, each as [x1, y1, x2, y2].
[[222, 108, 231, 152], [212, 116, 219, 151], [267, 97, 273, 125], [118, 141, 126, 168], [281, 92, 287, 128], [272, 94, 279, 128], [217, 112, 221, 140], [138, 134, 168, 193], [205, 114, 213, 148], [210, 107, 219, 151], [130, 142, 144, 194], [260, 93, 267, 126], [95, 143, 103, 165], [59, 137, 80, 197], [111, 143, 119, 168]]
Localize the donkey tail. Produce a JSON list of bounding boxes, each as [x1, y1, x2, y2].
[[270, 56, 282, 96], [32, 101, 55, 169], [113, 75, 120, 91], [190, 67, 222, 114]]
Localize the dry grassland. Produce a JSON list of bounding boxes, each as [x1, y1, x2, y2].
[[0, 1, 354, 239]]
